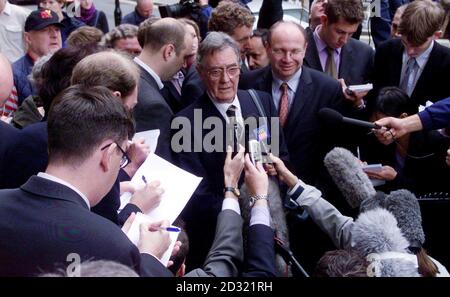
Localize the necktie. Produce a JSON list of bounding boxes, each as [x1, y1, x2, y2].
[[171, 71, 184, 95], [279, 82, 289, 128], [399, 57, 418, 96], [226, 105, 239, 151], [325, 47, 338, 79]]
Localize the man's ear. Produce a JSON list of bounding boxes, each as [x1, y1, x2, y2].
[[163, 44, 175, 61], [100, 143, 116, 172], [433, 30, 442, 40], [23, 32, 31, 46]]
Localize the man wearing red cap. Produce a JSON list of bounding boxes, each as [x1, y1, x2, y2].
[[12, 8, 63, 105]]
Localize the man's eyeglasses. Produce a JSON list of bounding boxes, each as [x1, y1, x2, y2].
[[205, 66, 241, 80], [101, 142, 130, 169], [271, 48, 304, 58]]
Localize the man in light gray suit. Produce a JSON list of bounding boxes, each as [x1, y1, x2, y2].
[[133, 18, 192, 159]]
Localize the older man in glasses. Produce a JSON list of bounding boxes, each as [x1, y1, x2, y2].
[[171, 31, 288, 271]]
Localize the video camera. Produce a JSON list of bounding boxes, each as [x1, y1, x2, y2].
[[158, 0, 201, 19]]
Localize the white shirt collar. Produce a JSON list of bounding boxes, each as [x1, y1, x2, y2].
[[37, 172, 91, 209], [134, 57, 164, 90], [209, 93, 243, 123], [272, 67, 302, 93], [403, 40, 434, 70], [3, 2, 12, 15]]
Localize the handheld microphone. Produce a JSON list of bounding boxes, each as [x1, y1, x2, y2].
[[324, 147, 377, 208], [318, 108, 382, 130]]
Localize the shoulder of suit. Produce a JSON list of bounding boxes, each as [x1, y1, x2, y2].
[[347, 38, 374, 53], [304, 66, 341, 88]]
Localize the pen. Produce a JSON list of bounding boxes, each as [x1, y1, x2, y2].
[[357, 146, 361, 160], [157, 226, 181, 232], [142, 175, 147, 184]]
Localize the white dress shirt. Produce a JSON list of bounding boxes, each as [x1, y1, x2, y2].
[[134, 57, 164, 90], [0, 2, 30, 63]]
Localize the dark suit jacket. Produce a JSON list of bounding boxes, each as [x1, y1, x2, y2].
[[163, 80, 183, 114], [242, 224, 277, 277], [1, 121, 139, 226], [180, 66, 205, 110], [239, 66, 354, 274], [240, 66, 347, 184], [304, 28, 374, 86], [0, 176, 172, 277], [172, 89, 288, 269], [134, 64, 174, 160], [372, 38, 450, 108], [0, 122, 20, 188]]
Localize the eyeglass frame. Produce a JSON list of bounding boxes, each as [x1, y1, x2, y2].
[[101, 142, 130, 169], [270, 48, 305, 58], [201, 64, 241, 80]]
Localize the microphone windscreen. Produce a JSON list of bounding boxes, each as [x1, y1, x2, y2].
[[324, 147, 376, 208], [352, 208, 410, 255], [318, 108, 343, 125], [383, 190, 425, 248]]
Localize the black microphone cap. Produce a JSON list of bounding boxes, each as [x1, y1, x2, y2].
[[318, 108, 343, 124]]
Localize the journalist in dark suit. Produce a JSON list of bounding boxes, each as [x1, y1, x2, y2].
[[132, 18, 193, 160], [304, 5, 374, 86], [0, 86, 173, 277], [171, 32, 287, 270], [371, 0, 450, 109]]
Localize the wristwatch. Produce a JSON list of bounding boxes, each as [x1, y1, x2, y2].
[[249, 194, 268, 207], [224, 186, 240, 198]]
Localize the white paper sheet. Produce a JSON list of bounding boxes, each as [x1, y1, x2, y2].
[[119, 153, 202, 224], [132, 129, 160, 153], [126, 212, 179, 267]]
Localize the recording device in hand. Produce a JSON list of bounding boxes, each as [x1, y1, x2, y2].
[[249, 140, 263, 165], [318, 108, 382, 130]]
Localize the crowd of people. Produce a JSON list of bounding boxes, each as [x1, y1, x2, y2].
[[0, 0, 450, 277]]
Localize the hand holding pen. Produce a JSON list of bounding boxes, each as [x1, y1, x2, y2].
[[129, 175, 164, 213]]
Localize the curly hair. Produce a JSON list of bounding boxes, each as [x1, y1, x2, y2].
[[208, 1, 255, 36]]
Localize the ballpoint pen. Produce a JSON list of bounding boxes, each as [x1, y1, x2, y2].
[[156, 226, 181, 232], [142, 175, 147, 184]]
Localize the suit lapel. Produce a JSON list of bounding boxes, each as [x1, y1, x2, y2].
[[392, 40, 404, 86], [285, 67, 313, 130], [305, 29, 324, 72], [339, 43, 352, 80], [411, 42, 440, 100]]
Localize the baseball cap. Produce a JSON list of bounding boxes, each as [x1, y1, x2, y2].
[[25, 9, 65, 32]]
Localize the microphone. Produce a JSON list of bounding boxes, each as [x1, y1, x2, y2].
[[352, 208, 410, 255], [318, 108, 382, 130], [360, 189, 425, 251], [324, 147, 376, 208]]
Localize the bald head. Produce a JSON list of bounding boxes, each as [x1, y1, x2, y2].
[[137, 0, 153, 18], [0, 54, 13, 107], [267, 22, 308, 81], [139, 17, 187, 55]]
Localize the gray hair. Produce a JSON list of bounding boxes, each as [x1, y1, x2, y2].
[[28, 53, 53, 92], [197, 31, 241, 67], [103, 24, 139, 48]]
